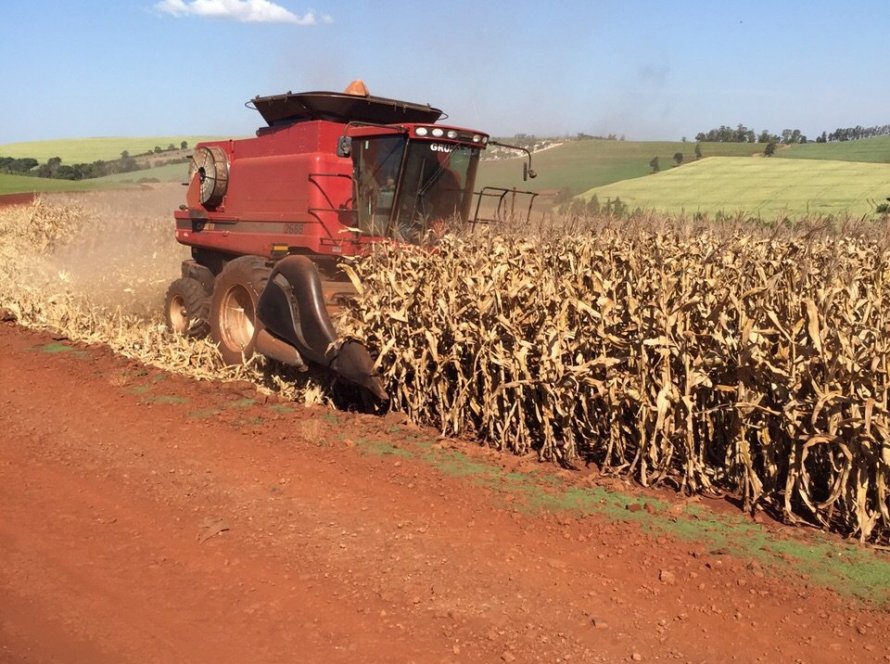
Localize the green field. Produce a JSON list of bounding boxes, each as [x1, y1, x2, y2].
[[95, 161, 189, 184], [477, 139, 763, 195], [579, 157, 890, 219], [777, 135, 890, 163], [0, 136, 227, 164], [0, 136, 204, 194], [0, 172, 104, 195]]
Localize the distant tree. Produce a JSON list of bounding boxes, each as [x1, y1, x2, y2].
[[586, 194, 600, 215], [181, 140, 188, 150], [55, 164, 75, 180], [694, 143, 702, 159], [0, 157, 38, 173], [696, 124, 759, 143], [649, 156, 660, 172], [36, 156, 63, 178], [605, 197, 627, 216], [735, 124, 755, 143], [120, 150, 129, 160], [764, 141, 777, 157], [777, 129, 807, 145], [681, 136, 687, 143], [673, 152, 684, 165], [167, 143, 176, 151], [568, 198, 586, 216], [154, 145, 162, 154]]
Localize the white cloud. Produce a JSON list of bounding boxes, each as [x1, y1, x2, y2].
[[154, 0, 332, 25]]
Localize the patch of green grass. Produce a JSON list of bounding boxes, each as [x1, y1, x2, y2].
[[579, 156, 890, 219], [349, 430, 890, 604], [37, 342, 88, 358], [188, 407, 221, 420], [230, 397, 257, 408], [358, 439, 414, 458], [144, 394, 189, 406], [321, 411, 342, 425]]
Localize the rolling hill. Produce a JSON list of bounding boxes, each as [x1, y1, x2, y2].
[[476, 139, 761, 195], [578, 157, 890, 219], [776, 135, 890, 163], [0, 136, 226, 164]]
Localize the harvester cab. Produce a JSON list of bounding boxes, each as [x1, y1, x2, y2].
[[166, 81, 535, 400]]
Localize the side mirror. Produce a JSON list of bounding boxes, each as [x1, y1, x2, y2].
[[522, 163, 538, 182], [337, 136, 352, 158]]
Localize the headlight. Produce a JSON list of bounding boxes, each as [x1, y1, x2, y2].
[[415, 127, 429, 136], [446, 130, 458, 139], [431, 128, 444, 137]]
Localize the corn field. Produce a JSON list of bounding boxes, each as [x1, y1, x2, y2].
[[341, 218, 890, 544], [2, 195, 889, 543]]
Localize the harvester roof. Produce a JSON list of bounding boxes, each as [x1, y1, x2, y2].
[[249, 91, 444, 127]]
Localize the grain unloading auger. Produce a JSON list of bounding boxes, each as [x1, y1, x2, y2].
[[164, 81, 536, 400]]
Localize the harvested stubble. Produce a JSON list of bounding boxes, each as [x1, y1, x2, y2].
[[341, 219, 890, 543], [0, 196, 319, 403]]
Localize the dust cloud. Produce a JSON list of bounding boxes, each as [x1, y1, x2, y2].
[[33, 186, 190, 318]]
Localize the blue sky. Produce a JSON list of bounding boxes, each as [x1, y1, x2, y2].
[[1, 0, 888, 144]]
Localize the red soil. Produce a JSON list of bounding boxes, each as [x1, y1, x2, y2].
[[1, 319, 888, 663]]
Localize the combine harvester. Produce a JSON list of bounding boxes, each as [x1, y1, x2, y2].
[[165, 81, 535, 399]]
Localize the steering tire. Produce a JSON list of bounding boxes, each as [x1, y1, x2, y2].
[[164, 277, 210, 338], [209, 256, 271, 365]]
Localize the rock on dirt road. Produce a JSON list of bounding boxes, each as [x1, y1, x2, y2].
[[1, 320, 888, 664]]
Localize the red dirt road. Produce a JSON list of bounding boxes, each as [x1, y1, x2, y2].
[[1, 320, 888, 664]]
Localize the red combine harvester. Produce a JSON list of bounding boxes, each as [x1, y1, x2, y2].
[[166, 81, 535, 400]]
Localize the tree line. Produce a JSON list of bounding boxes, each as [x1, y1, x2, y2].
[[695, 123, 890, 145], [819, 125, 890, 142], [0, 142, 189, 181], [694, 124, 808, 145]]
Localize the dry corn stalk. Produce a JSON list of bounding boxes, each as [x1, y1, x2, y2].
[[341, 218, 890, 544]]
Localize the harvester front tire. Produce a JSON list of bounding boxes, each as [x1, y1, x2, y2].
[[164, 277, 210, 338], [210, 256, 270, 365]]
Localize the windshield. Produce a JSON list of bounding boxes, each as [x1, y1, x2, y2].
[[395, 141, 479, 242], [353, 136, 479, 243]]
